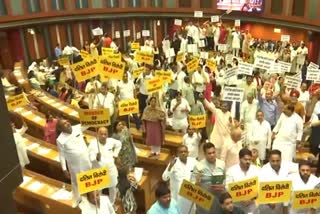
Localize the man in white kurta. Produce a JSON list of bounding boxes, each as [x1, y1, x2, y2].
[[93, 83, 115, 118], [204, 99, 233, 158], [248, 110, 272, 161], [56, 120, 92, 206], [88, 127, 121, 205], [11, 122, 29, 168], [272, 105, 303, 161], [220, 128, 243, 169], [286, 161, 320, 214], [296, 42, 308, 73], [85, 78, 102, 109], [226, 148, 260, 213], [170, 93, 191, 133], [79, 191, 115, 214], [258, 149, 298, 214], [162, 145, 197, 214]]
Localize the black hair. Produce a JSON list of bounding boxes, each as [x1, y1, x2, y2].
[[112, 120, 122, 133], [155, 182, 170, 198], [239, 148, 252, 159], [219, 192, 232, 204], [202, 142, 215, 153], [298, 160, 312, 169], [269, 149, 281, 157]]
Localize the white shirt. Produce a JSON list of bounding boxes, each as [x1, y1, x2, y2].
[[93, 92, 115, 116], [259, 161, 298, 182], [240, 99, 259, 126], [137, 73, 153, 95], [296, 46, 308, 64], [162, 157, 197, 200], [248, 120, 272, 149], [221, 139, 243, 170], [56, 125, 91, 172], [170, 98, 191, 120], [273, 113, 303, 143], [79, 195, 115, 214], [117, 80, 135, 100], [298, 89, 309, 108], [85, 81, 102, 94], [110, 41, 118, 52], [182, 133, 201, 158], [192, 71, 208, 92]]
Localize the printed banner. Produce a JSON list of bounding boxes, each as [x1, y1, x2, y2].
[[284, 76, 301, 89], [258, 181, 292, 204], [176, 52, 184, 62], [105, 53, 122, 62], [174, 19, 182, 26], [102, 47, 114, 56], [206, 59, 217, 72], [79, 109, 110, 127], [281, 35, 290, 42], [71, 57, 99, 82], [222, 87, 244, 102], [228, 177, 258, 202], [188, 115, 206, 129], [134, 51, 154, 65], [179, 179, 214, 210], [194, 11, 203, 18], [306, 68, 320, 81], [131, 42, 140, 50], [145, 77, 162, 94], [155, 70, 172, 83], [118, 99, 139, 116], [254, 55, 275, 70], [292, 189, 320, 210], [76, 167, 110, 194], [6, 94, 28, 111], [99, 56, 125, 81], [132, 67, 144, 78], [238, 62, 254, 76], [80, 50, 89, 59], [224, 67, 238, 79], [187, 58, 199, 73]]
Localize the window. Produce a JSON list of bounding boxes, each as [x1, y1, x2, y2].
[[166, 0, 176, 8], [106, 0, 119, 8], [11, 0, 23, 15], [179, 0, 191, 8], [200, 0, 212, 8], [151, 0, 162, 7], [271, 0, 282, 14], [292, 0, 305, 17], [75, 0, 88, 9], [51, 0, 65, 10], [128, 0, 141, 8], [309, 0, 318, 19], [0, 0, 6, 15], [27, 0, 41, 13]]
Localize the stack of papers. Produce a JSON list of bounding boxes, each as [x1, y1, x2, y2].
[[27, 143, 39, 150], [22, 111, 32, 116], [134, 167, 143, 183], [34, 116, 42, 122]]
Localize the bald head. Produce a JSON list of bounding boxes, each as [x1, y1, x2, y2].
[[231, 127, 242, 142]]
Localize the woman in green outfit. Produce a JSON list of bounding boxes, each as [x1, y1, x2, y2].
[[112, 120, 137, 171]]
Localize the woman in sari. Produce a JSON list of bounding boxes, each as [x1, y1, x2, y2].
[[141, 96, 166, 158], [112, 120, 137, 171], [44, 113, 58, 145]]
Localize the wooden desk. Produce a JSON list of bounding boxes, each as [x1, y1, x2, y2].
[[130, 127, 183, 150], [12, 61, 32, 93], [15, 169, 80, 214], [30, 90, 80, 123]]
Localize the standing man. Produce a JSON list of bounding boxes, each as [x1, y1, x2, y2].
[[162, 145, 197, 213], [285, 161, 320, 214], [88, 127, 122, 205], [55, 43, 62, 59], [296, 41, 308, 73], [192, 143, 226, 214], [272, 104, 303, 161], [226, 148, 260, 213], [56, 119, 92, 207], [258, 150, 298, 214]]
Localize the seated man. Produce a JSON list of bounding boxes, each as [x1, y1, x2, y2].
[[217, 192, 245, 214]]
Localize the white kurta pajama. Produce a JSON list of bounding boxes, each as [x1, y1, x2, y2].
[[240, 99, 258, 146], [287, 173, 320, 214], [272, 113, 303, 161], [226, 164, 260, 213], [182, 132, 201, 159], [248, 120, 272, 161], [88, 138, 122, 204], [258, 161, 298, 214], [162, 157, 197, 214], [57, 125, 92, 203], [170, 98, 191, 132]]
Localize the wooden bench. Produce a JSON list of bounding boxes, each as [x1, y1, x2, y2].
[[15, 169, 80, 214]]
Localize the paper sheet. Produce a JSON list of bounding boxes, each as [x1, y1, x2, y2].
[[34, 116, 42, 122], [22, 111, 32, 116], [70, 111, 79, 116], [20, 176, 32, 187], [14, 107, 23, 112], [38, 147, 51, 155], [27, 143, 39, 150], [53, 155, 60, 162], [51, 188, 72, 201], [60, 106, 67, 111], [47, 99, 55, 104], [26, 181, 44, 192], [18, 79, 26, 83], [52, 102, 61, 107], [134, 167, 143, 183]]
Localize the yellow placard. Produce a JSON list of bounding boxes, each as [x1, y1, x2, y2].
[[188, 115, 206, 129], [176, 52, 184, 62], [99, 56, 125, 81], [155, 70, 172, 83], [257, 181, 292, 204], [187, 58, 199, 73], [292, 189, 320, 210], [228, 177, 258, 202], [179, 179, 214, 210], [145, 77, 162, 94], [6, 94, 28, 111], [79, 108, 110, 127], [132, 67, 144, 78], [76, 167, 110, 195], [134, 50, 154, 65], [102, 47, 114, 56], [58, 57, 70, 66], [71, 57, 99, 82], [206, 59, 217, 72], [118, 99, 139, 116], [106, 53, 122, 62], [131, 42, 140, 50], [80, 50, 89, 59]]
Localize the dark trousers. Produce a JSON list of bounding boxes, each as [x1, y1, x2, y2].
[[138, 93, 149, 115]]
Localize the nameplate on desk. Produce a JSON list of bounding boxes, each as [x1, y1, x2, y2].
[[60, 106, 67, 111], [52, 102, 62, 108], [38, 147, 51, 155], [47, 99, 55, 104], [20, 176, 32, 187]]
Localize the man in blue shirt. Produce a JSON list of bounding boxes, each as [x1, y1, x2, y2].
[[147, 182, 182, 214], [55, 43, 62, 59]]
